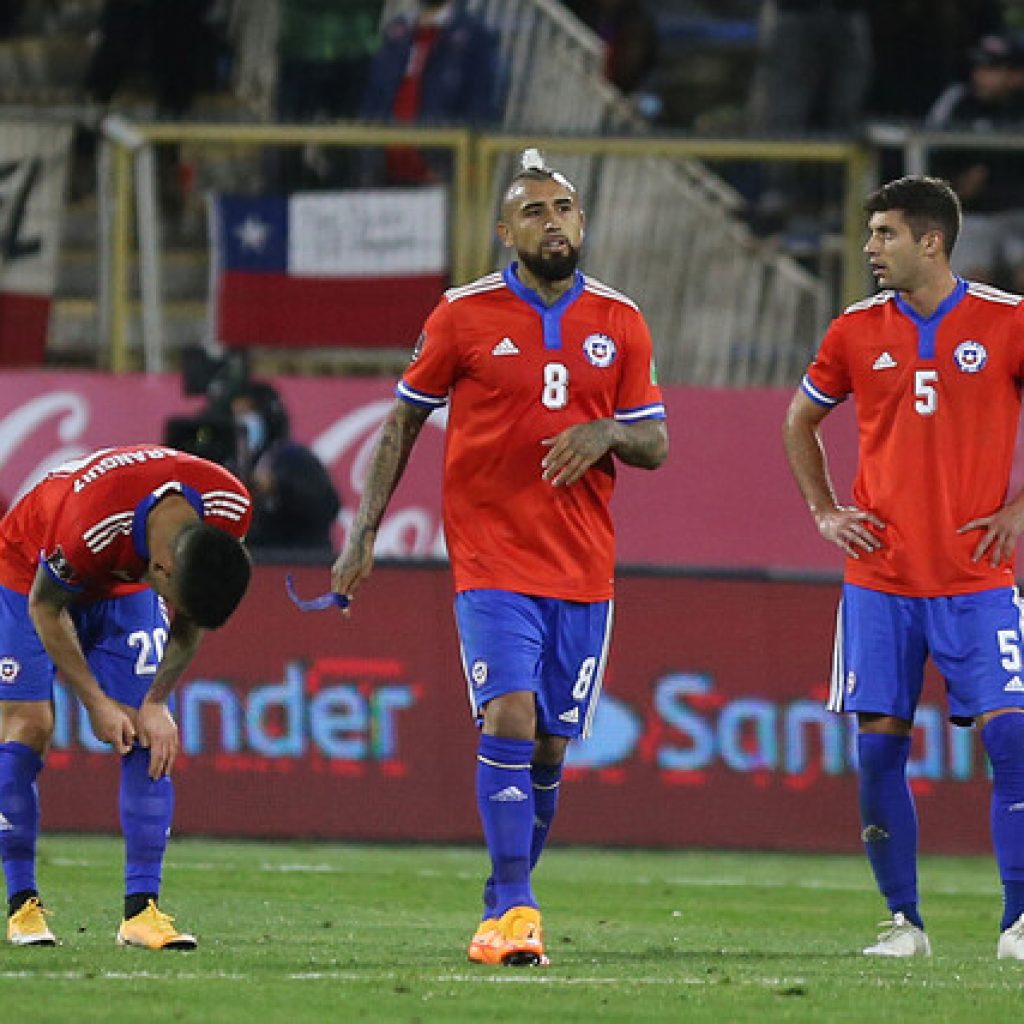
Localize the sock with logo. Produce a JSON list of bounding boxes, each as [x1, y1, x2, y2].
[[120, 746, 173, 905], [982, 714, 1024, 931], [857, 732, 923, 929], [476, 734, 536, 917], [0, 741, 43, 907], [479, 759, 564, 920]]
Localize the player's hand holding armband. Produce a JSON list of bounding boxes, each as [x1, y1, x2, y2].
[[330, 526, 377, 614], [138, 700, 179, 779], [813, 505, 886, 559], [84, 694, 135, 756]]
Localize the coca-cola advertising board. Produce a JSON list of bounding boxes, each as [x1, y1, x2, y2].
[[0, 369, 857, 572]]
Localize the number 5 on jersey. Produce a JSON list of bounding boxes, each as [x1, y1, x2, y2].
[[914, 368, 938, 416]]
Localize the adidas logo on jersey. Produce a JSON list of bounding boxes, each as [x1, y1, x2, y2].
[[1005, 676, 1024, 693], [872, 351, 897, 370], [0, 813, 12, 832], [490, 786, 528, 803], [491, 337, 520, 356], [558, 707, 580, 724]]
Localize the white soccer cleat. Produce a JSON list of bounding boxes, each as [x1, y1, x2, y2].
[[997, 914, 1024, 959], [863, 912, 931, 957]]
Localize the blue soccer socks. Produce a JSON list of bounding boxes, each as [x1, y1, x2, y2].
[[857, 732, 923, 928], [0, 742, 43, 908], [982, 713, 1024, 931], [530, 761, 563, 869], [120, 746, 174, 901], [478, 758, 564, 919], [476, 735, 537, 917]]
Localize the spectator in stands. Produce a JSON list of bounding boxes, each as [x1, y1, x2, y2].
[[359, 0, 501, 185], [0, 2, 24, 38], [84, 0, 227, 118], [230, 382, 341, 554], [82, 0, 230, 216], [270, 0, 383, 188], [926, 34, 1024, 291], [277, 0, 381, 122], [747, 0, 873, 235], [865, 0, 1005, 121], [563, 0, 659, 96]]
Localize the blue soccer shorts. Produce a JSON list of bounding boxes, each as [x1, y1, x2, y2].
[[829, 582, 1024, 724], [0, 584, 170, 710], [454, 589, 614, 739]]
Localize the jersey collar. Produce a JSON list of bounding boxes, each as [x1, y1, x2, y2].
[[132, 482, 205, 561], [894, 277, 967, 359], [503, 263, 585, 349]]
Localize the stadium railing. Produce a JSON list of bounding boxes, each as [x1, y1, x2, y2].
[[97, 120, 870, 385], [96, 119, 474, 373]]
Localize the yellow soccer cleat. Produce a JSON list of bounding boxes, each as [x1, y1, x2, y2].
[[467, 917, 501, 963], [493, 905, 547, 967], [116, 900, 197, 951], [7, 897, 56, 946]]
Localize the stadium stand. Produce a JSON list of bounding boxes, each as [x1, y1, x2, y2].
[[9, 0, 836, 383]]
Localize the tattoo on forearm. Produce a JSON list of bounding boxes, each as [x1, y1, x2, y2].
[[355, 407, 428, 533]]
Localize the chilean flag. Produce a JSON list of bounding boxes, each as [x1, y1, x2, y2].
[[208, 189, 448, 350]]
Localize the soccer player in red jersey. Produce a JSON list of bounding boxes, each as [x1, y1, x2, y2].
[[784, 176, 1024, 959], [331, 150, 668, 965], [0, 446, 252, 949]]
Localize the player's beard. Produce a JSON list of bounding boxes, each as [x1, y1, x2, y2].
[[519, 243, 580, 283]]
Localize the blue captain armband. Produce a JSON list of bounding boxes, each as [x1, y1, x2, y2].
[[395, 381, 448, 408]]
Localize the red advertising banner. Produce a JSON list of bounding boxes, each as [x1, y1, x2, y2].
[[38, 565, 993, 855], [0, 370, 862, 573]]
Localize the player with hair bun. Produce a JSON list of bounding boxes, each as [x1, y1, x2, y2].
[[332, 148, 668, 966]]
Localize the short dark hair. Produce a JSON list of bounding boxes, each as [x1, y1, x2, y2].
[[864, 175, 962, 257], [173, 521, 251, 629]]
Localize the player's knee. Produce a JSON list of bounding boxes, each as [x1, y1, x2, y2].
[[533, 734, 568, 765], [482, 692, 536, 740], [0, 703, 54, 753], [982, 711, 1024, 789]]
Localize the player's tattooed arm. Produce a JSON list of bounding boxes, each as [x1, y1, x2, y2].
[[331, 399, 432, 603], [606, 418, 669, 469], [138, 612, 203, 778], [145, 612, 203, 706], [27, 566, 135, 753], [542, 417, 668, 487]]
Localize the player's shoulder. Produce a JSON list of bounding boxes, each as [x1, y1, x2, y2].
[[840, 290, 897, 318], [963, 281, 1024, 309], [582, 275, 641, 313], [443, 272, 506, 305]]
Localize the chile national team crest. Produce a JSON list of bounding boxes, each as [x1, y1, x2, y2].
[[582, 333, 617, 368], [953, 340, 987, 373]]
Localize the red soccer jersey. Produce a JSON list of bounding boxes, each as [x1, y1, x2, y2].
[[802, 280, 1024, 596], [398, 267, 666, 601], [0, 446, 252, 599]]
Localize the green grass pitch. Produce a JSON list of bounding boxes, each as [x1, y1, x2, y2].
[[4, 836, 1022, 1022]]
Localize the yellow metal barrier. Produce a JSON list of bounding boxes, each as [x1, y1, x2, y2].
[[103, 123, 872, 373], [105, 123, 474, 372], [475, 133, 872, 308]]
